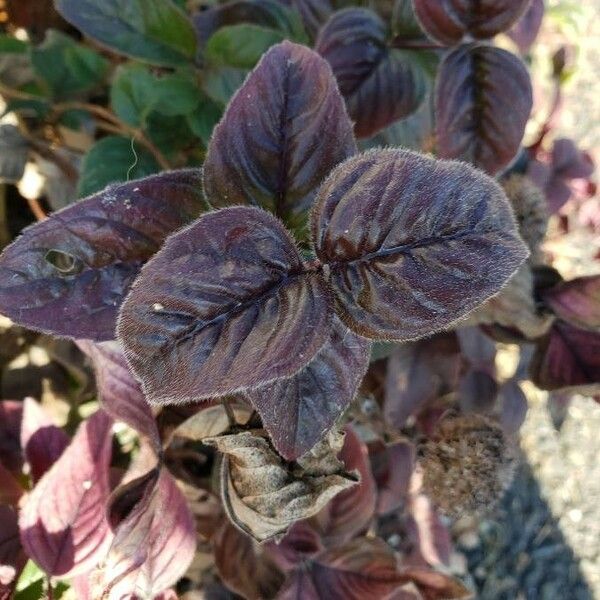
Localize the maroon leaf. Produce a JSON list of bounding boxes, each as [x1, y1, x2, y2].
[[266, 521, 324, 571], [370, 440, 415, 516], [391, 566, 472, 600], [246, 318, 370, 460], [313, 427, 377, 543], [312, 149, 528, 340], [118, 206, 333, 403], [99, 468, 196, 599], [0, 401, 23, 476], [203, 41, 356, 235], [413, 0, 530, 45], [279, 538, 411, 600], [0, 169, 206, 341], [507, 0, 545, 54], [77, 341, 160, 451], [542, 274, 600, 330], [20, 397, 69, 482], [0, 464, 22, 506], [530, 320, 600, 393], [316, 9, 432, 138], [384, 334, 461, 428], [19, 410, 113, 577], [213, 520, 285, 599], [435, 43, 532, 175], [552, 138, 595, 180], [0, 505, 26, 600]]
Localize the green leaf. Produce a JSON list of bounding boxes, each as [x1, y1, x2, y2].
[[201, 66, 248, 106], [111, 63, 201, 127], [15, 560, 44, 593], [205, 24, 284, 69], [31, 30, 109, 97], [78, 135, 160, 197], [186, 96, 223, 146], [55, 0, 198, 67], [145, 113, 197, 156]]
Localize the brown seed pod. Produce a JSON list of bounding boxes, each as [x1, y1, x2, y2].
[[419, 414, 516, 519], [502, 174, 548, 262]]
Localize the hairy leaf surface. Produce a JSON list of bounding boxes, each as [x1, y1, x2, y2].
[[118, 206, 333, 402], [312, 149, 529, 340], [316, 9, 434, 139], [435, 43, 532, 175], [246, 318, 370, 460], [413, 0, 530, 45], [0, 169, 205, 341], [19, 410, 113, 577], [204, 41, 355, 235]]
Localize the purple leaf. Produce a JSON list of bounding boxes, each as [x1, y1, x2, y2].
[[279, 537, 413, 600], [283, 0, 333, 38], [552, 138, 595, 180], [203, 41, 356, 235], [19, 410, 113, 577], [266, 521, 324, 571], [20, 397, 69, 482], [498, 379, 528, 434], [246, 318, 370, 460], [313, 427, 377, 543], [0, 169, 206, 341], [456, 326, 497, 374], [458, 369, 499, 414], [0, 463, 22, 506], [77, 341, 160, 452], [435, 43, 532, 175], [530, 320, 600, 393], [312, 148, 529, 340], [542, 274, 600, 330], [316, 9, 432, 138], [384, 334, 461, 428], [507, 0, 545, 54], [0, 505, 26, 600], [0, 401, 23, 476], [413, 0, 530, 45], [213, 520, 285, 599], [118, 206, 333, 403], [100, 468, 197, 599], [369, 440, 416, 516]]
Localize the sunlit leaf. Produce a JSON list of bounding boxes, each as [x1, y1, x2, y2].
[[312, 148, 529, 340]]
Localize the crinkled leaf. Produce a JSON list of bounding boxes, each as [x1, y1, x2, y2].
[[0, 401, 23, 476], [0, 168, 205, 341], [55, 0, 198, 67], [530, 320, 600, 393], [111, 64, 201, 127], [279, 538, 414, 599], [118, 206, 333, 403], [206, 431, 357, 542], [413, 0, 530, 45], [100, 468, 196, 599], [19, 410, 113, 577], [0, 124, 29, 184], [77, 341, 160, 451], [384, 334, 461, 428], [316, 9, 435, 139], [213, 520, 285, 599], [507, 0, 544, 54], [78, 135, 160, 197], [312, 427, 376, 543], [0, 505, 26, 600], [203, 41, 356, 235], [205, 24, 285, 69], [542, 274, 600, 330], [31, 30, 108, 98], [246, 318, 370, 460], [312, 148, 529, 340], [435, 43, 532, 175], [20, 397, 69, 482]]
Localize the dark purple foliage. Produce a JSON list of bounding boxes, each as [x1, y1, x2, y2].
[[507, 0, 545, 54], [435, 43, 532, 175], [542, 274, 600, 330], [0, 170, 205, 341]]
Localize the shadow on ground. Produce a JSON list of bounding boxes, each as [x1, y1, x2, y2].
[[461, 459, 593, 600]]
